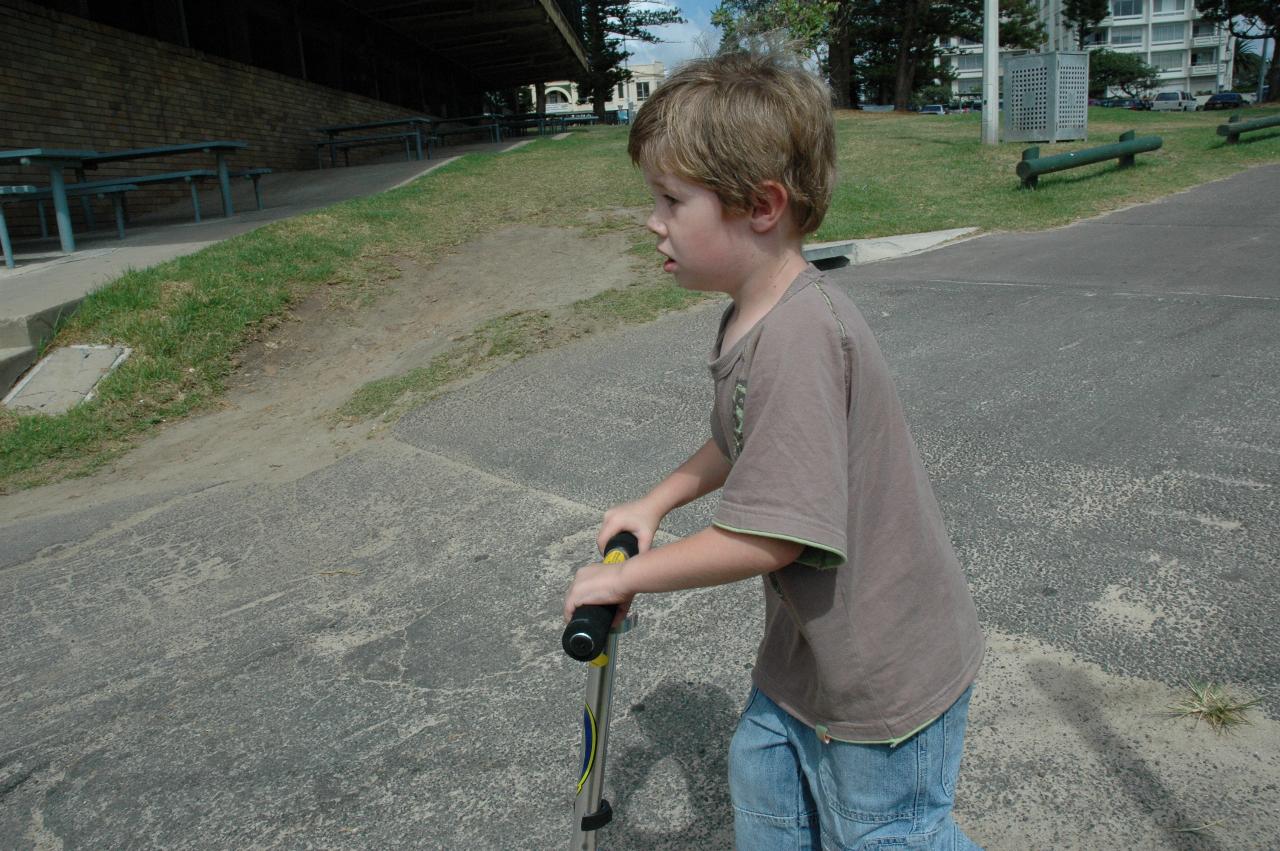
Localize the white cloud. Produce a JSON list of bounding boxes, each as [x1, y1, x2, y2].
[[625, 1, 719, 71]]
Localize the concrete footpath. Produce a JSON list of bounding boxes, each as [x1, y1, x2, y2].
[[1, 166, 1278, 848], [0, 138, 519, 395]]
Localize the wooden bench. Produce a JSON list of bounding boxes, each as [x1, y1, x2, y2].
[[429, 115, 503, 146], [31, 167, 272, 231], [3, 181, 140, 255], [235, 168, 272, 211], [1, 185, 38, 268], [313, 132, 422, 167]]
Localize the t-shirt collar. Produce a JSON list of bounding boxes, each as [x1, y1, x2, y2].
[[707, 263, 822, 378]]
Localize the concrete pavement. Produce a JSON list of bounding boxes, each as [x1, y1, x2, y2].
[[2, 165, 1279, 848]]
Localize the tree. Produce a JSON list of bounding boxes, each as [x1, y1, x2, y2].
[[1233, 38, 1264, 91], [1061, 0, 1109, 49], [1196, 0, 1279, 102], [1089, 48, 1159, 98], [575, 1, 685, 120], [711, 0, 1044, 110]]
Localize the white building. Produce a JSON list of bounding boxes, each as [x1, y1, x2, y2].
[[534, 61, 666, 118], [940, 1, 1235, 99]]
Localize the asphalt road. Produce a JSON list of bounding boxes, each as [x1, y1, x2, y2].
[[2, 166, 1278, 849]]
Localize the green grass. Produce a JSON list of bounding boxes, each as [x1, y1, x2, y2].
[[1167, 680, 1261, 733], [817, 106, 1280, 240], [2, 108, 1277, 491]]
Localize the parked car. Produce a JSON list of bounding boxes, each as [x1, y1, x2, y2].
[[1125, 98, 1152, 110], [919, 104, 947, 115], [1098, 97, 1128, 107], [1202, 92, 1248, 110], [1151, 91, 1197, 112]]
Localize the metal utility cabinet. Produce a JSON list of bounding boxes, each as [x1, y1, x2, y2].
[[1002, 51, 1090, 143]]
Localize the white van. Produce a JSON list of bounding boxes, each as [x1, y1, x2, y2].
[[1151, 91, 1196, 112]]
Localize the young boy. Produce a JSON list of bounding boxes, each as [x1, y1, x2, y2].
[[563, 51, 985, 850]]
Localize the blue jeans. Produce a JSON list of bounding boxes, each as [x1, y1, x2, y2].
[[728, 684, 981, 850]]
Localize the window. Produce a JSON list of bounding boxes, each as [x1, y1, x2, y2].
[[1190, 50, 1216, 67], [1192, 23, 1218, 39], [956, 54, 983, 71], [1150, 0, 1185, 12], [1150, 50, 1183, 72], [637, 82, 650, 99], [958, 79, 982, 94], [1111, 0, 1142, 16], [1151, 22, 1186, 43], [1110, 26, 1143, 45], [548, 90, 568, 104], [958, 37, 980, 46], [1082, 28, 1106, 46]]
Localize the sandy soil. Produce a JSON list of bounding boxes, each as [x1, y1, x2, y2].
[[1, 218, 649, 521]]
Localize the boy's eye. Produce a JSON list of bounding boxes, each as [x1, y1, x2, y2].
[[663, 195, 678, 205]]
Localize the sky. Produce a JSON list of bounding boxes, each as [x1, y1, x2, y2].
[[624, 0, 722, 70], [624, 1, 1278, 70]]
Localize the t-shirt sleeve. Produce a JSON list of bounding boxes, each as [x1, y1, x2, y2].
[[713, 311, 849, 568]]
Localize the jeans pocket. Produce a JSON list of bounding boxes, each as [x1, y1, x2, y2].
[[816, 737, 919, 825]]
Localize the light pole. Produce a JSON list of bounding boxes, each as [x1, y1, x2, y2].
[[982, 0, 999, 144]]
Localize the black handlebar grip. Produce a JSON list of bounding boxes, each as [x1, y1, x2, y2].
[[562, 532, 640, 662]]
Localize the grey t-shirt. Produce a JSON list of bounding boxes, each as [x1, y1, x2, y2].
[[708, 266, 984, 741]]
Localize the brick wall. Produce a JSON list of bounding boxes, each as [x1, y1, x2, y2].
[[0, 0, 451, 239]]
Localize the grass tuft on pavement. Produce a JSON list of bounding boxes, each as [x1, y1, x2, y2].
[[1, 109, 1277, 491], [1167, 680, 1261, 733]]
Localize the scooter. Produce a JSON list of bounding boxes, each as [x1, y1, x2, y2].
[[561, 532, 639, 851]]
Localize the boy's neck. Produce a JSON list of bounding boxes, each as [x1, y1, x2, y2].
[[729, 243, 809, 320]]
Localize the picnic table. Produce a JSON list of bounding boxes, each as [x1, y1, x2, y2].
[[82, 141, 248, 219], [425, 113, 504, 146], [500, 112, 556, 137], [0, 141, 249, 253], [555, 112, 601, 130], [0, 149, 101, 252], [314, 117, 433, 167]]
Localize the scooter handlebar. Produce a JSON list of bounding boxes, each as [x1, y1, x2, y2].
[[562, 532, 640, 662]]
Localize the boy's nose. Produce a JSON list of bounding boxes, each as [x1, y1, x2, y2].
[[645, 210, 665, 236]]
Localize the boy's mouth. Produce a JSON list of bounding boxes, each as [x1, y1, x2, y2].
[[658, 249, 676, 273]]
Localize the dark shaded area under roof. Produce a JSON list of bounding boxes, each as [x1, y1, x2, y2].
[[347, 0, 589, 88], [27, 0, 586, 111]]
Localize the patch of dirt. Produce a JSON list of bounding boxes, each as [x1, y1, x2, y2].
[[1, 220, 652, 520]]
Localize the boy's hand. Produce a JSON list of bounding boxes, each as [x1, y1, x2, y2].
[[563, 561, 635, 625], [598, 499, 664, 555]]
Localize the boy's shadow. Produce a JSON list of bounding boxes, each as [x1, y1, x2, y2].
[[606, 679, 741, 849]]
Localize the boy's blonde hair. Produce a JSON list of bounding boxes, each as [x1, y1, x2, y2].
[[627, 51, 836, 235]]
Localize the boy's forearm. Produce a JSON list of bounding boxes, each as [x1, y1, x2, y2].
[[619, 526, 802, 594], [642, 438, 732, 517]]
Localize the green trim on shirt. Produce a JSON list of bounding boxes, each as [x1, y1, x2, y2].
[[816, 715, 938, 748], [711, 521, 846, 569]]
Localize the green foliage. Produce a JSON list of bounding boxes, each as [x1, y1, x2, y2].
[[1234, 39, 1265, 91], [713, 0, 1044, 109], [575, 1, 686, 117], [1061, 0, 1109, 49], [1089, 48, 1161, 98], [1196, 0, 1280, 102]]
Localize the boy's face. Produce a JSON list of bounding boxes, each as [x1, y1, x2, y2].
[[641, 167, 754, 295]]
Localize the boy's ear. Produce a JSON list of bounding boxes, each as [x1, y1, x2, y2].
[[748, 181, 792, 234]]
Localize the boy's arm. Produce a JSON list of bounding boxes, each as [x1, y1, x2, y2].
[[597, 438, 732, 553], [564, 525, 802, 621]]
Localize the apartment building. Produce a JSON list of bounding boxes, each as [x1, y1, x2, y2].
[[535, 61, 666, 118], [941, 1, 1235, 99]]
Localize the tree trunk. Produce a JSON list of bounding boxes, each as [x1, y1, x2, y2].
[[829, 20, 853, 109], [892, 1, 924, 110], [535, 82, 546, 114], [593, 90, 607, 120]]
